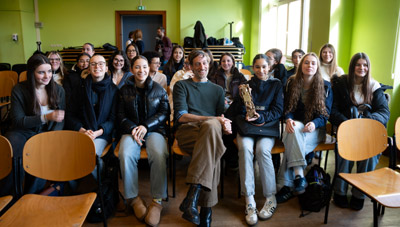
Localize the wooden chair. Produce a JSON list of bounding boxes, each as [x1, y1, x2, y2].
[[395, 117, 400, 170], [0, 76, 14, 110], [0, 70, 18, 85], [0, 131, 98, 227], [239, 68, 252, 80], [324, 118, 400, 227], [0, 136, 13, 212], [19, 71, 27, 82]]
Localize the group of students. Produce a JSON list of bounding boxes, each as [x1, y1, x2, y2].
[[0, 41, 390, 227]]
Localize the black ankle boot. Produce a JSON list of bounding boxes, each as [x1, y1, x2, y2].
[[180, 184, 201, 225], [198, 207, 212, 227]]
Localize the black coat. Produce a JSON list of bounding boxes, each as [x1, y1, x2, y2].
[[65, 74, 118, 141], [329, 75, 390, 127], [117, 76, 169, 136]]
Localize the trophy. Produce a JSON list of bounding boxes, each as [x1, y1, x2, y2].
[[239, 84, 256, 118]]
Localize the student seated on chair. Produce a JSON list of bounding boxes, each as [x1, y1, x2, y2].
[[276, 53, 333, 203], [173, 50, 232, 227], [209, 52, 247, 171], [65, 54, 117, 169], [64, 53, 91, 104], [0, 54, 65, 196], [287, 49, 305, 78], [108, 50, 133, 89], [47, 51, 69, 86], [226, 54, 283, 225], [142, 51, 167, 90], [162, 45, 184, 86], [117, 55, 169, 226], [329, 52, 390, 211]]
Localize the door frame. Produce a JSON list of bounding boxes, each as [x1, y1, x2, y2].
[[115, 11, 166, 50]]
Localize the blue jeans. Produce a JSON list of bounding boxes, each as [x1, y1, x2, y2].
[[119, 132, 168, 199], [237, 134, 276, 197], [334, 154, 380, 199], [277, 121, 325, 189]]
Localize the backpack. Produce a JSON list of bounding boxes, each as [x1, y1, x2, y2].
[[86, 150, 120, 223], [298, 164, 331, 216], [183, 37, 194, 48]]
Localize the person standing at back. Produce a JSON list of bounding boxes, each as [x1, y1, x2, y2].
[[155, 26, 172, 66]]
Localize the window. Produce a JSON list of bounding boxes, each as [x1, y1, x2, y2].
[[260, 0, 310, 57]]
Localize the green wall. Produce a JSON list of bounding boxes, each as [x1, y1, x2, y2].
[[0, 0, 35, 65], [329, 0, 354, 73], [37, 0, 180, 52], [350, 0, 400, 134], [308, 0, 331, 54], [180, 0, 252, 64]]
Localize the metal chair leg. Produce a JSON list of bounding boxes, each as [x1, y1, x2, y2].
[[97, 156, 108, 227], [373, 201, 378, 227], [172, 154, 176, 198]]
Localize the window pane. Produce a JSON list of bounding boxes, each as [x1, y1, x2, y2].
[[277, 4, 288, 54], [287, 0, 301, 56]]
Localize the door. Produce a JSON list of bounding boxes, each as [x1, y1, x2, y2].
[[115, 11, 166, 52]]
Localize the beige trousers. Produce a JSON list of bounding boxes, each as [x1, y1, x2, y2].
[[176, 118, 226, 207]]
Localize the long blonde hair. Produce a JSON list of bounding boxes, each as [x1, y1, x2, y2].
[[319, 44, 338, 79], [285, 53, 328, 123]]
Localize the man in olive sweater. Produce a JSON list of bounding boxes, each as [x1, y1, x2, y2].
[[173, 50, 232, 227]]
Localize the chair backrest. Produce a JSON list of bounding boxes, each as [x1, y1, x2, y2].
[[337, 118, 388, 161], [0, 70, 18, 85], [11, 64, 27, 76], [23, 130, 96, 181], [0, 76, 15, 99], [0, 63, 11, 71], [0, 136, 12, 180], [396, 117, 400, 150], [19, 71, 27, 82]]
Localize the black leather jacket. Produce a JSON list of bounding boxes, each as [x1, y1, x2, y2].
[[117, 76, 169, 136]]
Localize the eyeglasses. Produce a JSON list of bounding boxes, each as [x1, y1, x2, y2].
[[113, 59, 124, 63], [90, 62, 106, 67], [78, 59, 90, 63], [49, 58, 61, 62], [151, 61, 161, 65], [127, 50, 136, 53]]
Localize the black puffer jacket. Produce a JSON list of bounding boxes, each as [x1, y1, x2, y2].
[[118, 76, 169, 136], [329, 74, 390, 127]]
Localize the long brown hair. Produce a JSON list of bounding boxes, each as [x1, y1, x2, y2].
[[347, 52, 373, 105], [285, 52, 328, 123], [27, 54, 60, 115], [319, 44, 338, 79]]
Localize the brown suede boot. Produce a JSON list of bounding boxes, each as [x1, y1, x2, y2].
[[131, 196, 147, 220], [145, 201, 163, 226]]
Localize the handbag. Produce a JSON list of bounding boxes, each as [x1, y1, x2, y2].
[[235, 115, 280, 137]]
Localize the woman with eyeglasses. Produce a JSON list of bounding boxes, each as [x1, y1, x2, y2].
[[108, 50, 133, 89], [0, 53, 65, 196], [66, 54, 118, 166], [142, 51, 167, 90], [47, 51, 69, 85], [126, 43, 140, 64]]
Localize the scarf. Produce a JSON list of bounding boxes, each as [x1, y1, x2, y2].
[[83, 74, 112, 131]]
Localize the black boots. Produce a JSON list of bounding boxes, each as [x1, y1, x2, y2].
[[199, 207, 212, 227], [180, 184, 201, 225]]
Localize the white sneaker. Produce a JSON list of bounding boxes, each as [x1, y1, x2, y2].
[[259, 196, 277, 220], [245, 204, 258, 226]]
